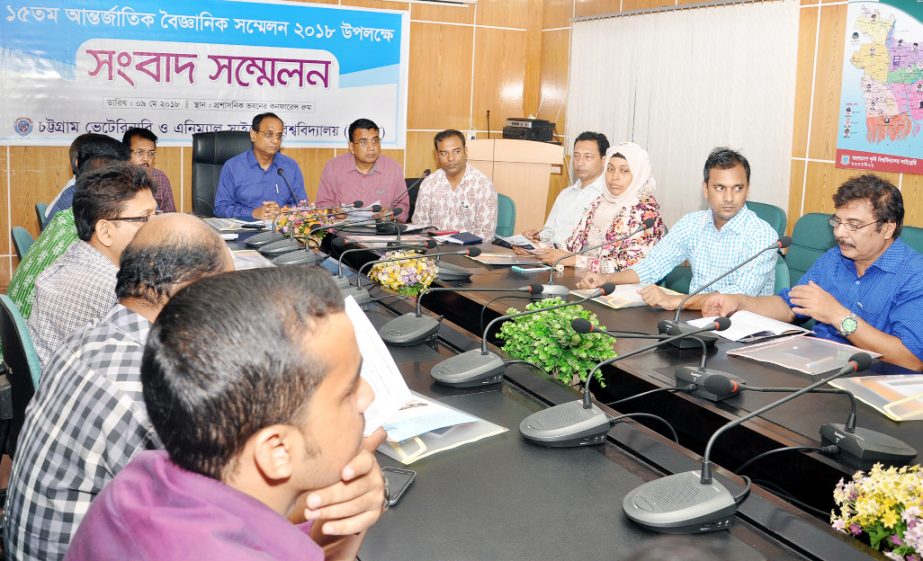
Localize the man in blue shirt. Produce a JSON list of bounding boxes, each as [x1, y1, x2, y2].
[[703, 175, 923, 371], [578, 148, 778, 310], [214, 112, 308, 220]]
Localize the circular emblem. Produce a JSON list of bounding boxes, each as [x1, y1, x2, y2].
[[14, 117, 33, 137]]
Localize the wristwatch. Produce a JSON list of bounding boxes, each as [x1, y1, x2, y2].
[[838, 313, 859, 337]]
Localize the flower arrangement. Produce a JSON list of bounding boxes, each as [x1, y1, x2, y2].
[[831, 463, 923, 559], [274, 206, 342, 247], [368, 250, 438, 298], [496, 297, 616, 387]]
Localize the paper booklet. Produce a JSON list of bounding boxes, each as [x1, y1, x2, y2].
[[467, 253, 545, 266], [688, 311, 810, 343], [570, 284, 682, 310], [830, 375, 923, 422], [727, 335, 881, 376], [230, 250, 276, 270]]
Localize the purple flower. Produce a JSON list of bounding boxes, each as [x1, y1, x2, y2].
[[890, 534, 903, 545], [849, 524, 863, 536]]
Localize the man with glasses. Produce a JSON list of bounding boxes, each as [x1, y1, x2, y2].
[[214, 112, 307, 220], [703, 175, 923, 370], [28, 162, 157, 366], [316, 118, 409, 218], [122, 127, 176, 212]]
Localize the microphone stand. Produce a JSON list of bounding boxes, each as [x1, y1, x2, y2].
[[547, 218, 655, 284]]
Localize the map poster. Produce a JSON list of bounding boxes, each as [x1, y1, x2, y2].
[[835, 0, 923, 175]]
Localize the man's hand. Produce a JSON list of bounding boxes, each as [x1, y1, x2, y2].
[[372, 208, 393, 221], [253, 201, 280, 220], [638, 285, 683, 310], [577, 271, 606, 289], [700, 293, 741, 317], [788, 281, 849, 325]]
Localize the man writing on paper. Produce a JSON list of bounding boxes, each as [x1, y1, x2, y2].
[[703, 175, 923, 370]]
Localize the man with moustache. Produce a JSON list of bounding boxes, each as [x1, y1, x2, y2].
[[122, 127, 176, 212]]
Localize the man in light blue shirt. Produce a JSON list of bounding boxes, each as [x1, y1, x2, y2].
[[578, 148, 778, 311], [214, 112, 308, 220], [704, 175, 923, 371]]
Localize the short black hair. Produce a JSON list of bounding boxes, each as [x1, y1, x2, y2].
[[433, 129, 466, 150], [703, 147, 750, 184], [122, 127, 158, 146], [251, 112, 283, 131], [75, 134, 130, 177], [116, 224, 227, 305], [142, 267, 346, 480], [69, 134, 99, 175], [348, 118, 379, 143], [73, 162, 154, 241], [574, 131, 609, 158], [834, 174, 904, 238]]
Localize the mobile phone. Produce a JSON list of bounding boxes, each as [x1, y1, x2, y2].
[[382, 466, 416, 507], [512, 264, 552, 274]]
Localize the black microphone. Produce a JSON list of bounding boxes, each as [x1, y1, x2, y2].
[[431, 283, 617, 387], [547, 217, 657, 283], [622, 352, 872, 535], [276, 167, 301, 207], [519, 318, 732, 448], [384, 169, 430, 225], [380, 282, 561, 346], [659, 236, 792, 349], [699, 374, 916, 470]]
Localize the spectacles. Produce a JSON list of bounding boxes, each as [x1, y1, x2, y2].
[[259, 130, 285, 141], [110, 210, 163, 224], [828, 217, 880, 232], [131, 149, 156, 158], [353, 138, 381, 148]]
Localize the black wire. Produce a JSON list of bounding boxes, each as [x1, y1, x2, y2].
[[751, 479, 831, 519], [735, 445, 830, 475], [479, 295, 532, 332], [503, 360, 549, 376], [733, 475, 752, 505], [603, 386, 693, 407], [608, 412, 679, 443]]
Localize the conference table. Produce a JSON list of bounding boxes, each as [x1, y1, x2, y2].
[[233, 233, 895, 560]]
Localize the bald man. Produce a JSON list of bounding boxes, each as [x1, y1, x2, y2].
[[5, 213, 233, 561]]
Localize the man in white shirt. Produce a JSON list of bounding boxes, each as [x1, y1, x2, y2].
[[523, 132, 608, 247]]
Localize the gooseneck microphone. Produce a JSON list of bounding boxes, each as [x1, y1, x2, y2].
[[519, 318, 731, 448], [622, 352, 872, 535], [547, 217, 657, 283], [659, 236, 792, 349], [430, 284, 617, 388], [701, 375, 916, 469], [276, 167, 301, 207], [379, 282, 552, 346], [384, 169, 430, 226]]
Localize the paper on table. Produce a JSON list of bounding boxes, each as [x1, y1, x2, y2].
[[381, 393, 478, 443], [570, 284, 681, 310], [343, 296, 413, 436], [230, 250, 275, 270], [497, 234, 535, 247], [688, 310, 810, 342]]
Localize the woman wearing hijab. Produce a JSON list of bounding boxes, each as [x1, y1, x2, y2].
[[536, 142, 666, 273]]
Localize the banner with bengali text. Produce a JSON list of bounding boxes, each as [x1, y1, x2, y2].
[[0, 0, 409, 148]]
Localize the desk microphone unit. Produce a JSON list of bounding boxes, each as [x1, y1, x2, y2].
[[622, 353, 871, 534]]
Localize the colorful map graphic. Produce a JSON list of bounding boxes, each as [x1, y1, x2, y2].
[[836, 0, 923, 174]]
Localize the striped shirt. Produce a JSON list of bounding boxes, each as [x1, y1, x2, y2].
[[631, 205, 778, 295]]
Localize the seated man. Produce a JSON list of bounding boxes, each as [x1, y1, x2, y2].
[[703, 175, 923, 370], [214, 112, 307, 220], [28, 163, 157, 366], [523, 131, 608, 247], [65, 268, 385, 561], [45, 134, 94, 221], [5, 213, 232, 561], [316, 118, 409, 218], [123, 127, 177, 212], [578, 147, 778, 310], [411, 129, 498, 241]]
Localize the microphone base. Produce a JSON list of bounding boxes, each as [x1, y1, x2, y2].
[[623, 471, 736, 534], [245, 231, 284, 247], [258, 238, 301, 256], [271, 250, 327, 266], [820, 423, 917, 470], [331, 275, 351, 288], [437, 263, 473, 281], [658, 321, 719, 349], [519, 400, 610, 447], [379, 313, 442, 346], [340, 285, 371, 305], [674, 367, 743, 402], [376, 223, 408, 235], [431, 350, 504, 388]]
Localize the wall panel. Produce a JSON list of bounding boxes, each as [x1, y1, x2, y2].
[[473, 28, 529, 131], [407, 22, 473, 131]]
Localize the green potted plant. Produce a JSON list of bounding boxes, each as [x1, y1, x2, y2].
[[496, 297, 616, 387]]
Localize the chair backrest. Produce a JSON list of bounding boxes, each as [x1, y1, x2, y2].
[[661, 256, 789, 295], [405, 177, 421, 222], [0, 295, 41, 458], [191, 131, 253, 217], [787, 212, 836, 283], [900, 224, 923, 255], [748, 201, 787, 238], [35, 203, 49, 231], [774, 256, 791, 293], [496, 194, 516, 237], [11, 227, 34, 261]]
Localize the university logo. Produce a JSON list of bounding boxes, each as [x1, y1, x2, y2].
[[14, 117, 33, 137]]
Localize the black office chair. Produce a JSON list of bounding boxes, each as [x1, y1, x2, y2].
[[0, 295, 41, 459], [191, 131, 252, 217], [405, 177, 421, 222]]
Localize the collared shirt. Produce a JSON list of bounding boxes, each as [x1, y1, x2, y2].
[[780, 238, 923, 360], [631, 205, 778, 295], [27, 240, 118, 367], [6, 305, 161, 561], [540, 172, 606, 247], [214, 150, 308, 220], [46, 168, 175, 217], [411, 165, 498, 241], [64, 450, 321, 561], [316, 153, 410, 218], [7, 209, 79, 320]]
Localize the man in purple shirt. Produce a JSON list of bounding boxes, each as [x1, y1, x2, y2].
[[122, 127, 177, 212], [316, 118, 409, 219], [214, 112, 308, 220], [65, 268, 386, 561]]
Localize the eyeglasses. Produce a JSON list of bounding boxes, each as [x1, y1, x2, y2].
[[109, 210, 163, 224], [131, 149, 156, 158], [828, 217, 880, 232], [259, 130, 285, 141], [353, 138, 381, 148]]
